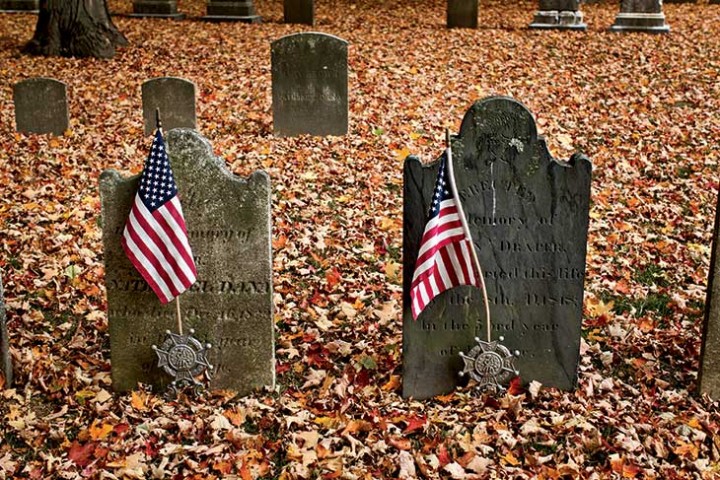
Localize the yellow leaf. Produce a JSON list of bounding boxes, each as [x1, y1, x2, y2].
[[395, 147, 411, 161], [131, 391, 148, 411], [586, 298, 614, 318], [49, 138, 61, 148], [502, 452, 520, 466], [314, 416, 339, 429], [385, 261, 401, 283], [89, 420, 114, 441], [409, 132, 421, 140]]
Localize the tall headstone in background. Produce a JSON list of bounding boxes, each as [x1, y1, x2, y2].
[[141, 77, 197, 136], [203, 0, 260, 22], [0, 276, 11, 388], [284, 0, 313, 25], [0, 0, 38, 12], [699, 189, 720, 400], [128, 0, 184, 18], [529, 0, 586, 30], [100, 129, 274, 395], [403, 97, 591, 400], [271, 33, 348, 137], [13, 78, 69, 136], [447, 0, 478, 28], [610, 0, 669, 33]]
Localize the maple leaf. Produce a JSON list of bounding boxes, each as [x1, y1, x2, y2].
[[89, 420, 114, 441], [68, 441, 96, 467], [403, 415, 426, 435]]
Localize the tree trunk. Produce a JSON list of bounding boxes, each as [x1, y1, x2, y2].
[[23, 0, 128, 58]]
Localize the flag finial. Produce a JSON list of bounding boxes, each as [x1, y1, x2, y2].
[[155, 108, 162, 130]]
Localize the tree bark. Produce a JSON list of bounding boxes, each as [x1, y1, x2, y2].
[[23, 0, 128, 59]]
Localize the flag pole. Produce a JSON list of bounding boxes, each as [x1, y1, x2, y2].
[[445, 129, 492, 342], [156, 107, 184, 336]]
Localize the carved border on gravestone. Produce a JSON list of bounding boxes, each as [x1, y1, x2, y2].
[[13, 77, 69, 136], [0, 275, 11, 388], [141, 77, 197, 136], [403, 97, 591, 400], [271, 32, 349, 137], [100, 129, 274, 395], [699, 185, 720, 399]]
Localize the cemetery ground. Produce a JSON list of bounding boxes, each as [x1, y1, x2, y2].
[[1, 0, 719, 477]]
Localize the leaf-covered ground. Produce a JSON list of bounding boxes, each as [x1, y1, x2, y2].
[[1, 0, 720, 477]]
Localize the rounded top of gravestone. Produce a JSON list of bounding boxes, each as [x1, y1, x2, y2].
[[14, 77, 67, 90], [142, 77, 196, 89], [459, 96, 538, 148], [271, 31, 348, 50]]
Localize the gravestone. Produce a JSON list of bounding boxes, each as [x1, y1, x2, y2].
[[141, 77, 197, 136], [610, 0, 669, 33], [128, 0, 184, 19], [271, 32, 348, 137], [403, 97, 591, 400], [284, 0, 313, 25], [447, 0, 478, 28], [529, 0, 586, 30], [203, 0, 261, 22], [100, 129, 274, 395], [0, 0, 38, 12], [0, 276, 10, 388], [13, 78, 69, 136], [699, 190, 720, 399]]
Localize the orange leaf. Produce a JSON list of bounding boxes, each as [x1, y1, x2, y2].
[[381, 375, 401, 392], [507, 376, 524, 395], [388, 436, 412, 450], [131, 391, 148, 411], [89, 420, 114, 441], [502, 452, 520, 466], [325, 268, 342, 289], [395, 147, 411, 161], [272, 235, 287, 250]]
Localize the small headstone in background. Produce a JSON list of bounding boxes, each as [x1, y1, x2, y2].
[[403, 97, 591, 400], [699, 190, 720, 400], [141, 77, 196, 136], [284, 0, 313, 25], [0, 275, 11, 388], [0, 0, 38, 12], [13, 78, 69, 136], [447, 0, 478, 28], [271, 32, 348, 137], [610, 0, 669, 33], [128, 0, 184, 19], [100, 129, 274, 395], [203, 0, 261, 22], [529, 0, 586, 30]]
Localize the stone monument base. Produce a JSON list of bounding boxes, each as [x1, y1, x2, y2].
[[202, 1, 261, 22], [610, 13, 669, 33], [529, 10, 586, 30], [0, 0, 38, 12]]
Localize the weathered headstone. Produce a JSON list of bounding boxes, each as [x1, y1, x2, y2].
[[284, 0, 313, 25], [529, 0, 586, 30], [403, 97, 591, 400], [271, 32, 348, 137], [447, 0, 478, 28], [100, 129, 274, 395], [0, 276, 11, 388], [203, 0, 261, 22], [0, 0, 38, 12], [699, 190, 720, 399], [13, 78, 69, 136], [141, 77, 197, 136], [610, 0, 669, 33], [127, 0, 184, 19]]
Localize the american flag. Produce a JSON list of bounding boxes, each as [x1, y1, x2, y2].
[[121, 129, 197, 304], [410, 152, 480, 320]]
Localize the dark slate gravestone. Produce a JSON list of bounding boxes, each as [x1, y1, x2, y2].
[[203, 0, 261, 22], [403, 97, 591, 400], [529, 0, 586, 30], [284, 0, 313, 25], [128, 0, 184, 19], [447, 0, 478, 28], [100, 129, 274, 395], [0, 276, 11, 388], [0, 0, 38, 12], [610, 0, 669, 33], [271, 33, 348, 137], [699, 190, 720, 400], [142, 77, 197, 136], [13, 78, 69, 136]]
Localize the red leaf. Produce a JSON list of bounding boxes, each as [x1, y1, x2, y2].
[[68, 441, 96, 467], [403, 415, 426, 434], [325, 267, 342, 289], [437, 443, 451, 466], [507, 376, 524, 395]]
